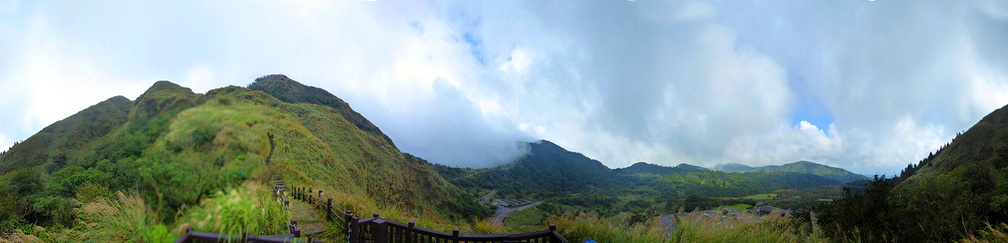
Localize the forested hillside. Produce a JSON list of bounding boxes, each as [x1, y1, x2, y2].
[[448, 140, 616, 199], [820, 103, 1008, 242]]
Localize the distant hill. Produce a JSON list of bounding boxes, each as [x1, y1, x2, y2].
[[748, 161, 868, 183], [715, 163, 753, 172], [447, 140, 615, 199], [675, 163, 710, 172], [443, 141, 856, 216], [615, 162, 711, 176]]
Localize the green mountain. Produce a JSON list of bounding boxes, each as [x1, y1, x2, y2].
[[822, 103, 1008, 242], [616, 162, 676, 175], [748, 161, 869, 183], [0, 75, 489, 238], [714, 163, 753, 172], [447, 140, 616, 199], [615, 162, 709, 175], [675, 163, 710, 172]]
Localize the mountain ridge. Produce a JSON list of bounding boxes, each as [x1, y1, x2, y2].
[[748, 160, 869, 183]]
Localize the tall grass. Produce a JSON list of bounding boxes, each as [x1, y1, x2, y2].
[[550, 210, 828, 243], [77, 191, 171, 242], [173, 181, 287, 237], [961, 222, 1008, 243]]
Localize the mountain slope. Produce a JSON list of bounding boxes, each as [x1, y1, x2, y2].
[[749, 161, 868, 183], [0, 77, 489, 235], [0, 96, 132, 175], [248, 74, 396, 147]]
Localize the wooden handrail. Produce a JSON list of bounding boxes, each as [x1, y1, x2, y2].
[[345, 213, 568, 243]]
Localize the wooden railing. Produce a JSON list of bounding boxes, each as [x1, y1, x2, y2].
[[175, 224, 304, 243], [289, 186, 569, 243], [348, 214, 568, 243]]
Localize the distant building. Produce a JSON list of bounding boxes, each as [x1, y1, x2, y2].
[[752, 205, 788, 216]]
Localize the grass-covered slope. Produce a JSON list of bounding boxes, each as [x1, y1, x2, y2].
[[248, 74, 395, 147], [0, 77, 490, 240], [0, 96, 132, 175], [749, 161, 868, 183]]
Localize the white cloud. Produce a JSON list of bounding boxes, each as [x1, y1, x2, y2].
[[0, 17, 148, 139], [0, 133, 9, 153], [1, 0, 1006, 175]]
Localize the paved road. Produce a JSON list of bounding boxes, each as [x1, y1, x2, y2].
[[479, 190, 498, 203], [490, 201, 542, 225]]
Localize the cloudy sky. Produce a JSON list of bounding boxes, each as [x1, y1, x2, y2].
[[2, 1, 1007, 176]]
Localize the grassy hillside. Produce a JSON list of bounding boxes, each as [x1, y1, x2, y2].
[[248, 74, 395, 147], [0, 96, 132, 175], [0, 77, 490, 241], [749, 161, 869, 183]]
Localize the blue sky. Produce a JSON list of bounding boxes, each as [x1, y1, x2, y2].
[[1, 0, 1007, 176]]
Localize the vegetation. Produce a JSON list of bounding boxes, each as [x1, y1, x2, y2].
[[817, 103, 1008, 242], [748, 161, 869, 184], [0, 76, 491, 241], [549, 210, 827, 243], [8, 73, 1008, 242]]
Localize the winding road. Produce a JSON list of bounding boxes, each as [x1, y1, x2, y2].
[[490, 201, 542, 225]]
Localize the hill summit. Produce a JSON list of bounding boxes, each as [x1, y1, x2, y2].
[[748, 161, 869, 183]]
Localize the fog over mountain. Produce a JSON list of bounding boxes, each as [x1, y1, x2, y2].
[[1, 1, 1007, 174]]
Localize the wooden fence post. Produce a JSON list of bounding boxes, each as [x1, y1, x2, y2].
[[550, 224, 559, 242], [350, 216, 360, 243], [372, 218, 388, 243], [408, 221, 415, 243], [452, 228, 460, 243], [326, 198, 333, 220]]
